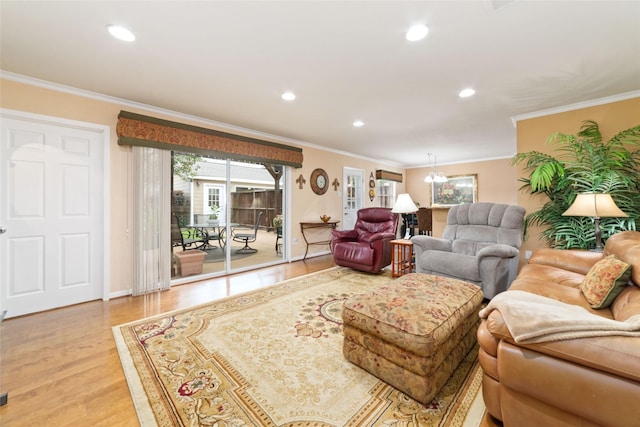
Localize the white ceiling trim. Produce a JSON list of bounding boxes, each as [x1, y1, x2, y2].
[[511, 90, 640, 126], [407, 154, 516, 169], [0, 70, 404, 168], [0, 70, 307, 145]]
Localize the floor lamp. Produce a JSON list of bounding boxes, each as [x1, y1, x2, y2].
[[562, 193, 628, 252], [391, 194, 418, 239]]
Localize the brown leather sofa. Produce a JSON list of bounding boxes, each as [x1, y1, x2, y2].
[[477, 231, 640, 427]]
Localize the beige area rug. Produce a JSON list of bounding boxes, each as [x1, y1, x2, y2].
[[113, 267, 484, 426]]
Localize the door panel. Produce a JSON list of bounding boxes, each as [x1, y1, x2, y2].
[[9, 236, 44, 295], [203, 183, 226, 223], [342, 168, 364, 230], [1, 117, 104, 318]]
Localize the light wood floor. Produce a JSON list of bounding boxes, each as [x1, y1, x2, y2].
[[0, 255, 334, 426], [0, 255, 500, 427]]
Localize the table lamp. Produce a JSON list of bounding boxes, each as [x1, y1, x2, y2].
[[562, 193, 628, 252], [391, 194, 418, 239]]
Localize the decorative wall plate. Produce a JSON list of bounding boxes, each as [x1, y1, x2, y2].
[[369, 172, 376, 201], [310, 168, 329, 195]]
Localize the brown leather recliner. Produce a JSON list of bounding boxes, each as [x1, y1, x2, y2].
[[478, 231, 640, 427], [330, 208, 399, 273]]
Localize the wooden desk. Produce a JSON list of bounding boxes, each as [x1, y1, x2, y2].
[[299, 221, 339, 259], [391, 239, 414, 277]]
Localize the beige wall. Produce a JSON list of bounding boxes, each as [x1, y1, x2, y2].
[[405, 158, 518, 237], [291, 145, 405, 256], [0, 78, 403, 294], [515, 96, 640, 264], [3, 76, 635, 294]]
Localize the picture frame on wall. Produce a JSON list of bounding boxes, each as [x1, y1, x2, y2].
[[432, 174, 477, 207]]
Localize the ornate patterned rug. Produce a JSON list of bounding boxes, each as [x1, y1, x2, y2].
[[113, 267, 484, 426]]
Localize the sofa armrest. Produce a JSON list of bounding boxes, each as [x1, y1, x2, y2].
[[477, 244, 519, 259], [411, 235, 452, 252], [360, 232, 396, 244], [331, 229, 357, 242], [529, 248, 602, 275], [484, 311, 640, 382]]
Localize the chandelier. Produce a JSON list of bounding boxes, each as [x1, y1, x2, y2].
[[424, 153, 447, 183]]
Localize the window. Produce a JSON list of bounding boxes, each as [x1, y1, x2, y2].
[[207, 186, 221, 210], [376, 180, 395, 208]]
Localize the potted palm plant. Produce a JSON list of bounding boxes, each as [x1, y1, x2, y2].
[[513, 120, 640, 249]]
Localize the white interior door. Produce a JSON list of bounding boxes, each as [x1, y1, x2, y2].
[[0, 114, 105, 318], [342, 167, 364, 230]]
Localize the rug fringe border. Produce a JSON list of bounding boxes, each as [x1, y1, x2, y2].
[[112, 266, 346, 426], [112, 324, 158, 426]]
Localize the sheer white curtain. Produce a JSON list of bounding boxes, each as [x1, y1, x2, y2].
[[132, 146, 172, 295]]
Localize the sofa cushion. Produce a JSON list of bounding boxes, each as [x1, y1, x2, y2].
[[510, 277, 611, 318], [420, 251, 481, 281], [517, 263, 586, 289], [581, 255, 632, 309], [452, 239, 493, 256], [333, 242, 373, 266]]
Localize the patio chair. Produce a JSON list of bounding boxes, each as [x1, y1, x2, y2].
[[232, 211, 264, 254], [274, 215, 283, 254], [172, 215, 206, 251], [193, 214, 225, 250]]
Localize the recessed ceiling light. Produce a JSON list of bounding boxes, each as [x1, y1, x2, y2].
[[406, 24, 429, 41], [281, 92, 296, 101], [353, 120, 364, 127], [107, 24, 135, 42], [459, 88, 476, 98]]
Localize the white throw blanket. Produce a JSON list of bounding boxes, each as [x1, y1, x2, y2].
[[479, 290, 640, 343]]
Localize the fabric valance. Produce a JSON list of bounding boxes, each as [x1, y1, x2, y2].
[[117, 111, 303, 168], [376, 169, 403, 182]]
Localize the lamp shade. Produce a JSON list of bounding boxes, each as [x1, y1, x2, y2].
[[391, 193, 418, 214], [562, 193, 628, 218]]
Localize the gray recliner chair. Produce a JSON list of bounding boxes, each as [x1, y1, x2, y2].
[[411, 203, 525, 299]]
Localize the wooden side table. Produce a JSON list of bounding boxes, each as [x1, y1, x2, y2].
[[391, 239, 414, 277]]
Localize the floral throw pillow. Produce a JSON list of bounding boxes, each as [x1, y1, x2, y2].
[[581, 255, 632, 309]]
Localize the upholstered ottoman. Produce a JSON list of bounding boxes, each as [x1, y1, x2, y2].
[[342, 273, 483, 404]]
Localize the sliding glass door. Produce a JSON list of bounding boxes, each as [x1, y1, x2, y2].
[[171, 153, 286, 281], [229, 162, 284, 271]]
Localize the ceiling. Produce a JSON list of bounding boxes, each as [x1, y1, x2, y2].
[[1, 1, 639, 168]]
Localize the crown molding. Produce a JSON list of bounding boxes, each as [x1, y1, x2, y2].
[[406, 154, 515, 169], [511, 90, 640, 126], [1, 70, 404, 168], [0, 71, 306, 144]]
